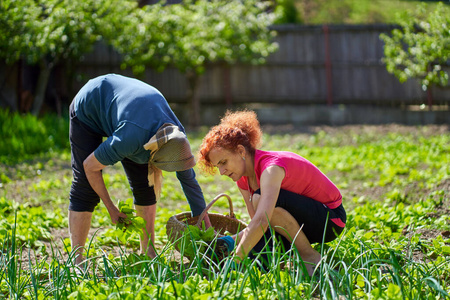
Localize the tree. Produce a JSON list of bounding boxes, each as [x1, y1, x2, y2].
[[110, 0, 279, 128], [29, 0, 136, 116], [0, 0, 39, 65], [380, 3, 450, 95], [0, 0, 136, 115], [0, 0, 40, 110], [274, 0, 302, 24]]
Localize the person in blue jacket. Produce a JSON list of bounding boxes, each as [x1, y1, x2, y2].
[[69, 74, 209, 265]]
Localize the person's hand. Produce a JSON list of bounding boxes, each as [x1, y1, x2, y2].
[[107, 205, 128, 225], [209, 236, 235, 262], [217, 236, 235, 252]]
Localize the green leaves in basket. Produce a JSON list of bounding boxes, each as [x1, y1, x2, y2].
[[181, 223, 215, 258], [116, 200, 146, 234]]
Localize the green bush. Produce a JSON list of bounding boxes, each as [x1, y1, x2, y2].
[[0, 109, 69, 164]]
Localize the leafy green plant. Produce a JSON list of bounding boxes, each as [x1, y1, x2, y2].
[[116, 199, 146, 234], [179, 224, 215, 259], [381, 3, 450, 91], [1, 114, 449, 299], [0, 197, 65, 248], [0, 109, 69, 164], [274, 0, 301, 24]]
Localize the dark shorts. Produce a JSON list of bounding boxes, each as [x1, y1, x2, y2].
[[69, 102, 156, 212], [248, 188, 346, 263], [272, 189, 346, 244]]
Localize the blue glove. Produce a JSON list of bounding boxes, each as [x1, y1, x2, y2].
[[217, 236, 235, 252]]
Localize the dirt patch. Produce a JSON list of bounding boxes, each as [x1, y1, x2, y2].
[[263, 124, 450, 137], [18, 226, 188, 271], [399, 198, 450, 263], [402, 227, 450, 263]]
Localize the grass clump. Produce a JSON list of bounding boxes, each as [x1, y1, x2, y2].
[[0, 109, 69, 165]]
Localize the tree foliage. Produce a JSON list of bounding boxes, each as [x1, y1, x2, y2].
[[3, 0, 445, 118], [28, 0, 107, 115], [0, 0, 135, 115], [0, 0, 39, 64], [380, 3, 450, 90], [109, 0, 279, 127], [1, 0, 278, 123], [112, 0, 278, 75], [274, 0, 302, 24]]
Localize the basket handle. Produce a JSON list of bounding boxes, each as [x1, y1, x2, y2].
[[195, 193, 235, 227]]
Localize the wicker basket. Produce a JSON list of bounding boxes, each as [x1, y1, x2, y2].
[[166, 193, 247, 256]]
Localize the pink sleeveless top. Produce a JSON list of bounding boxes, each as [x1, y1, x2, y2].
[[237, 150, 343, 210]]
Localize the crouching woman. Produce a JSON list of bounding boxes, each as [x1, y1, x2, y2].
[[198, 110, 346, 276]]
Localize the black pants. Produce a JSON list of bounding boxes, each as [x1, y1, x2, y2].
[[248, 188, 346, 264], [273, 189, 346, 244], [69, 102, 155, 212]]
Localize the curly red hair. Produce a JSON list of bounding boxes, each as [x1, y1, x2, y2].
[[198, 110, 262, 175]]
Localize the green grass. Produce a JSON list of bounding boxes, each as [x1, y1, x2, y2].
[[292, 0, 446, 25], [0, 109, 69, 166], [0, 111, 449, 299]]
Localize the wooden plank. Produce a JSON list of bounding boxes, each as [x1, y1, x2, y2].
[[73, 25, 450, 106]]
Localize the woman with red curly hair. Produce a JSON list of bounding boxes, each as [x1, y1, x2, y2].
[[198, 110, 346, 276]]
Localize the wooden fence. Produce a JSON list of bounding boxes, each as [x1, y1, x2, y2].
[[76, 24, 450, 108], [1, 24, 449, 125]]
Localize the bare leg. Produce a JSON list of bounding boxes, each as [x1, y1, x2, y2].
[[271, 207, 321, 276], [68, 210, 93, 265], [135, 204, 157, 259], [252, 194, 321, 276]]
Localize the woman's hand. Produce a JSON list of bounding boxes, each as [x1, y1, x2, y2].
[[107, 205, 129, 225], [240, 188, 256, 218], [235, 165, 286, 260], [84, 152, 123, 222], [209, 236, 235, 262]]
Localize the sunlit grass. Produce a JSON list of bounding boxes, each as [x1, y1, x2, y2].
[[2, 219, 448, 299], [0, 112, 449, 298]]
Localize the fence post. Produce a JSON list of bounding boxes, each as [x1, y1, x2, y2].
[[426, 64, 433, 110], [323, 24, 333, 106], [223, 65, 232, 107], [427, 88, 433, 110]]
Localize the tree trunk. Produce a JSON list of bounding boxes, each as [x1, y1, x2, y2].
[[31, 62, 52, 116], [186, 71, 201, 128]]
